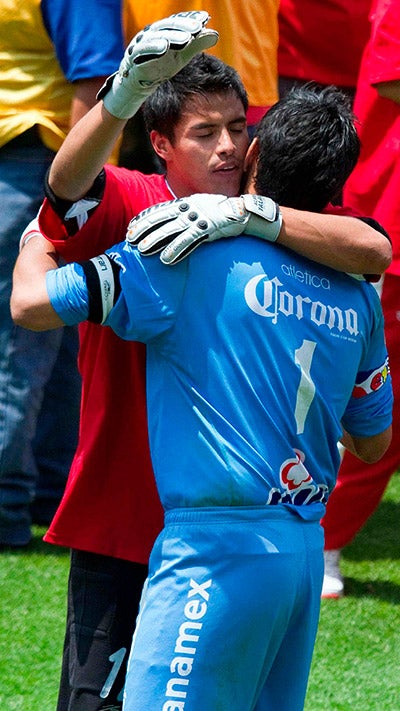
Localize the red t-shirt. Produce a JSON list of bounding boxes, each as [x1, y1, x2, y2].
[[278, 0, 372, 88], [41, 168, 380, 562], [43, 166, 171, 562], [343, 0, 400, 276]]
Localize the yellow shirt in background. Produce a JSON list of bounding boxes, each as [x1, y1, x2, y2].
[[0, 0, 73, 150]]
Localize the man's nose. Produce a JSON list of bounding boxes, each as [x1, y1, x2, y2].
[[217, 128, 235, 154]]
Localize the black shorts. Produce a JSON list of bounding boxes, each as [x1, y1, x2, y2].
[[57, 549, 148, 711]]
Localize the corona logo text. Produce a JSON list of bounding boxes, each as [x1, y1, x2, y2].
[[244, 274, 359, 335]]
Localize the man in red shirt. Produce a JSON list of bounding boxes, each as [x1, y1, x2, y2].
[[322, 0, 400, 598], [24, 12, 391, 709]]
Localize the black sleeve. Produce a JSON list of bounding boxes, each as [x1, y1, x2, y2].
[[44, 168, 106, 236]]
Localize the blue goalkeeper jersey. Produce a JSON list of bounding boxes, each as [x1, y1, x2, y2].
[[47, 237, 393, 519]]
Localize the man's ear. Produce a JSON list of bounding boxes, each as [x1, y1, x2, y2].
[[244, 137, 260, 172], [243, 137, 260, 192], [150, 130, 172, 162]]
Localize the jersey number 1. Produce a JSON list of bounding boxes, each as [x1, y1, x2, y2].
[[294, 339, 317, 434]]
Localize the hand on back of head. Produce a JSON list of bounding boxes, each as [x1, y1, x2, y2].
[[98, 11, 219, 120]]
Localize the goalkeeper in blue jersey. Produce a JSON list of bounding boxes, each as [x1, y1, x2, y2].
[[12, 85, 392, 711]]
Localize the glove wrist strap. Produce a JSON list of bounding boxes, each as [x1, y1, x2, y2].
[[100, 76, 149, 120], [242, 194, 282, 243]]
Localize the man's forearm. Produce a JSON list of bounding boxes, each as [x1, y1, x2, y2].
[[69, 77, 109, 128], [11, 234, 64, 331], [48, 11, 219, 203], [278, 208, 392, 275], [48, 102, 126, 202]]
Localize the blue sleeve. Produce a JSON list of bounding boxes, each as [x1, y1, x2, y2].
[[342, 372, 393, 437], [46, 263, 90, 326], [342, 299, 393, 436], [104, 243, 187, 342], [45, 243, 187, 335], [40, 0, 124, 81]]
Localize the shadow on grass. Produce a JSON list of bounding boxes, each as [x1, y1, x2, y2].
[[343, 576, 400, 604], [1, 526, 69, 557], [344, 499, 400, 563], [30, 530, 69, 557], [337, 493, 400, 603]]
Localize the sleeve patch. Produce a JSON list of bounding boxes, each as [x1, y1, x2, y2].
[[352, 358, 391, 399]]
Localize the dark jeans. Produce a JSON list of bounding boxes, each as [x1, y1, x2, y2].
[[0, 133, 81, 546]]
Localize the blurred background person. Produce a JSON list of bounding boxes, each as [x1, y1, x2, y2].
[[278, 0, 372, 104], [321, 0, 400, 598], [0, 0, 124, 548]]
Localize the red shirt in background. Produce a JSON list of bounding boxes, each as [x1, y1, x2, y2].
[[343, 0, 400, 275], [278, 0, 372, 88]]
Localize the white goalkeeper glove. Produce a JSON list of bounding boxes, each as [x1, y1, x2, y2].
[[126, 193, 282, 264], [97, 11, 218, 120]]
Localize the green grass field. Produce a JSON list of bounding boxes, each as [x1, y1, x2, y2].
[[305, 471, 400, 711], [1, 473, 399, 710]]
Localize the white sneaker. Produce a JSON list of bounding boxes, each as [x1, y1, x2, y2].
[[321, 549, 344, 599]]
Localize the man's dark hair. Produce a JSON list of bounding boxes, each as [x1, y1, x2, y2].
[[142, 53, 248, 142], [254, 84, 360, 211]]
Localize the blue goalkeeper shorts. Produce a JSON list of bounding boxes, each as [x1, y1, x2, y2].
[[123, 505, 324, 711]]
